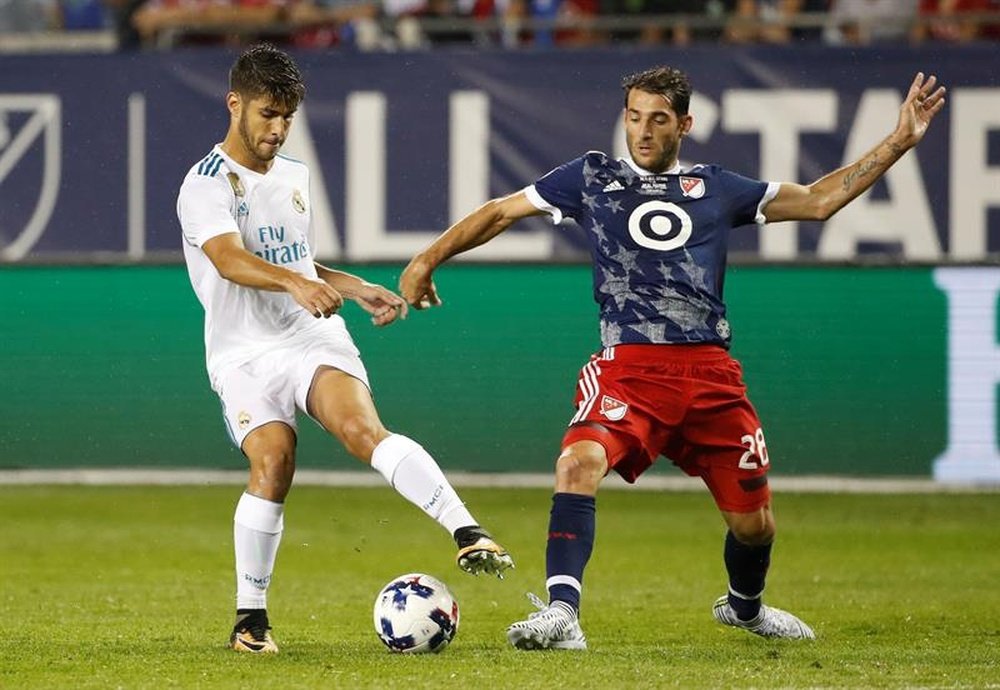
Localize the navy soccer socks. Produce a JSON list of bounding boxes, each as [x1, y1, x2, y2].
[[724, 529, 772, 621], [545, 492, 596, 612]]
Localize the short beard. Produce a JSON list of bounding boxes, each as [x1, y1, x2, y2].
[[627, 139, 679, 174], [238, 109, 277, 164]]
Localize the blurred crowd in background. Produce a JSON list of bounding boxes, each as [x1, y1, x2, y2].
[[1, 0, 998, 50]]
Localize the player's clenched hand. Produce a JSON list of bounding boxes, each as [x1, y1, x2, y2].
[[352, 282, 409, 327], [898, 72, 946, 147], [289, 276, 343, 318], [399, 257, 443, 310]]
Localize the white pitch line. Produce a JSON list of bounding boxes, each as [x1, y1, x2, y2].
[[0, 469, 997, 493]]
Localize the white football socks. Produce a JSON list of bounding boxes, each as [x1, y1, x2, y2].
[[233, 492, 284, 610], [371, 434, 476, 535]]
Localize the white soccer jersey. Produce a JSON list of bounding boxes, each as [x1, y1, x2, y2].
[[178, 145, 348, 388]]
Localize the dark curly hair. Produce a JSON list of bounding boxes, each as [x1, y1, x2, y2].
[[621, 66, 691, 115], [229, 43, 305, 109]]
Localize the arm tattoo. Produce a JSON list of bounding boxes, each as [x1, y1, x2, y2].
[[841, 155, 880, 192]]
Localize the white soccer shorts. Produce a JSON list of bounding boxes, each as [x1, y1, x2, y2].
[[216, 331, 371, 449]]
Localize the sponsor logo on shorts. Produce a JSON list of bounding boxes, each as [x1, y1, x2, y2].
[[237, 411, 252, 430], [600, 395, 628, 421]]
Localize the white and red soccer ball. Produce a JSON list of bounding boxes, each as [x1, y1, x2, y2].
[[373, 573, 459, 653]]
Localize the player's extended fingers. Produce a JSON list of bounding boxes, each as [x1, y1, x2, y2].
[[926, 90, 947, 117], [924, 85, 946, 107], [906, 72, 925, 102], [919, 74, 937, 98]]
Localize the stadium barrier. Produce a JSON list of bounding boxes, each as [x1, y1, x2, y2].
[[1, 46, 998, 263], [2, 264, 997, 482]]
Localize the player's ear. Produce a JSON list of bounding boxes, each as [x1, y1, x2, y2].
[[680, 114, 694, 137], [226, 91, 242, 118]]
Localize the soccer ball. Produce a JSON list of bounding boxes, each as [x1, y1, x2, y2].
[[373, 573, 459, 653]]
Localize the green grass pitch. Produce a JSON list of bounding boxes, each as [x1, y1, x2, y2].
[[2, 485, 998, 689]]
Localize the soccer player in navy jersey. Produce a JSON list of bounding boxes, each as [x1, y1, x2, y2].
[[399, 66, 945, 649]]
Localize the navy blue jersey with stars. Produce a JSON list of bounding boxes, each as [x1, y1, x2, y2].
[[525, 151, 777, 349]]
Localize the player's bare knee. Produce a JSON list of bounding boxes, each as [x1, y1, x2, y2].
[[554, 443, 607, 493], [727, 508, 775, 545], [249, 448, 295, 499], [336, 414, 389, 461]]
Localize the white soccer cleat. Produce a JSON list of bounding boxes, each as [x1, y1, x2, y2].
[[712, 595, 815, 639], [455, 531, 514, 579], [506, 593, 587, 650]]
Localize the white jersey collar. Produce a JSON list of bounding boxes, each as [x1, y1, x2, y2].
[[214, 144, 269, 178], [622, 156, 682, 177]]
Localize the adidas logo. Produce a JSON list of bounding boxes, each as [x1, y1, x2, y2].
[[602, 180, 625, 192]]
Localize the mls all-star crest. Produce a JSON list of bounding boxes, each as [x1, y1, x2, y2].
[[679, 176, 705, 199], [600, 395, 628, 421]]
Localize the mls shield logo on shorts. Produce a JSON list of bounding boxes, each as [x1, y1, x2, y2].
[[679, 176, 706, 199], [600, 395, 628, 421]]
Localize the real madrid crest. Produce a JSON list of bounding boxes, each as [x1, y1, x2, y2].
[[226, 172, 245, 197], [292, 189, 306, 214]]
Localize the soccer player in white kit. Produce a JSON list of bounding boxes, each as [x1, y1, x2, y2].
[[177, 43, 513, 654]]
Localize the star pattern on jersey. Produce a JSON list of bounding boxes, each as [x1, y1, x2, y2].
[[597, 264, 632, 311], [616, 161, 639, 185], [651, 288, 712, 334], [631, 319, 669, 343], [534, 153, 763, 349], [651, 260, 717, 336], [600, 319, 623, 345], [591, 220, 613, 253], [676, 249, 709, 291], [582, 158, 603, 187], [606, 244, 641, 276]]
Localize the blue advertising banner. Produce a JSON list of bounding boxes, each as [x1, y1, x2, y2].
[[0, 45, 998, 262]]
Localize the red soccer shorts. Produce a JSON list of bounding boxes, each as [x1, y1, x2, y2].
[[560, 343, 771, 513]]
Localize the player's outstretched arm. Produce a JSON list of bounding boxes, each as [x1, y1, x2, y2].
[[400, 191, 543, 309], [202, 233, 343, 318], [314, 264, 409, 327], [764, 72, 946, 224]]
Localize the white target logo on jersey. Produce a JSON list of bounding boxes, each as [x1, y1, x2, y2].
[[627, 201, 692, 251]]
